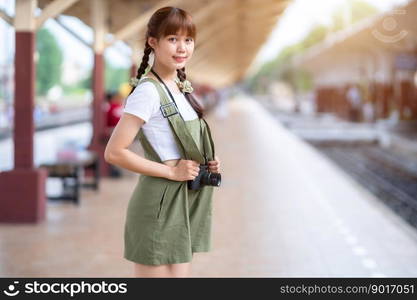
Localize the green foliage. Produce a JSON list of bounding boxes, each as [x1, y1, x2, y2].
[[246, 0, 379, 94], [36, 28, 63, 96], [105, 60, 129, 93], [300, 24, 328, 49], [59, 60, 129, 96], [78, 74, 92, 90], [61, 83, 88, 95], [331, 0, 379, 32], [246, 28, 322, 93]]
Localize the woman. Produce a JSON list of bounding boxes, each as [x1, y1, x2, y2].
[[104, 6, 221, 278]]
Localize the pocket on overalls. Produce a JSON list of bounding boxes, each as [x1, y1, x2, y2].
[[130, 176, 171, 220], [155, 181, 187, 226], [156, 184, 169, 220]]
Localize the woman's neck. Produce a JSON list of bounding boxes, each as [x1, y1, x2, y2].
[[150, 61, 177, 82]]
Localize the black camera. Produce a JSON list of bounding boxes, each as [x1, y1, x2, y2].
[[187, 164, 221, 190]]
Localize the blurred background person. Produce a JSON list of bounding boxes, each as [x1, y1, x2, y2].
[[104, 91, 124, 177]]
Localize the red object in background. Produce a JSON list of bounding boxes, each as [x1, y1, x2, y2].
[[49, 103, 59, 113], [106, 102, 123, 127]]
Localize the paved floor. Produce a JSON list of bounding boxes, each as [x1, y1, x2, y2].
[[1, 95, 417, 277]]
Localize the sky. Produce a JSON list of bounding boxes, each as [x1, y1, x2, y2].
[[0, 1, 131, 69], [0, 0, 411, 75]]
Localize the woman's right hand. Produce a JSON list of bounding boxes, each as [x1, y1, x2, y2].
[[168, 159, 200, 181]]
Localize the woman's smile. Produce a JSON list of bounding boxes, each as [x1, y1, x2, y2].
[[173, 56, 187, 63]]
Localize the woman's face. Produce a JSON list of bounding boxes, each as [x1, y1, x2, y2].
[[149, 31, 194, 70]]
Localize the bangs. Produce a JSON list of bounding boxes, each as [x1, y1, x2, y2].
[[159, 10, 196, 40]]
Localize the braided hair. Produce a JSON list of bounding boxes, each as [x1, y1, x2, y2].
[[177, 67, 203, 118], [127, 41, 152, 96]]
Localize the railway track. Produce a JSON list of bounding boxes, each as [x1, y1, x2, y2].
[[314, 144, 417, 228]]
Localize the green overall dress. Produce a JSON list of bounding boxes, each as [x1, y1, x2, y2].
[[124, 77, 216, 265]]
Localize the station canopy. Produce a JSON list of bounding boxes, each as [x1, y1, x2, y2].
[[38, 0, 290, 88]]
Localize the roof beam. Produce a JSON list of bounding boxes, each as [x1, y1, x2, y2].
[[191, 19, 276, 65], [53, 16, 91, 48], [194, 2, 280, 46], [190, 0, 224, 24], [0, 8, 13, 25], [189, 26, 275, 80], [91, 0, 108, 54], [108, 0, 180, 46], [15, 0, 37, 31], [36, 0, 80, 29], [191, 65, 239, 88]]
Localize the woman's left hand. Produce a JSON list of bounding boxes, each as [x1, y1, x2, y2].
[[208, 155, 221, 173]]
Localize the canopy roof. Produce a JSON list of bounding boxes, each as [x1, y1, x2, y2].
[[294, 0, 417, 71], [38, 0, 290, 88]]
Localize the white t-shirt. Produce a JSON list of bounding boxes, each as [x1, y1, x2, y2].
[[123, 77, 198, 162]]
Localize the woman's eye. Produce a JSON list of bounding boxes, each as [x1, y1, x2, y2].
[[169, 37, 193, 43]]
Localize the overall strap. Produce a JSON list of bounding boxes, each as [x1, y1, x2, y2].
[[137, 130, 163, 163], [139, 77, 207, 164], [200, 118, 215, 161]]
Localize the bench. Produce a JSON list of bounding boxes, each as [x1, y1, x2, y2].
[[40, 150, 100, 204]]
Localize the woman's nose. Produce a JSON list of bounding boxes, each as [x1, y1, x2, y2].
[[177, 41, 186, 51]]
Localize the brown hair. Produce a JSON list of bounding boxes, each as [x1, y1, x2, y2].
[[129, 6, 203, 118]]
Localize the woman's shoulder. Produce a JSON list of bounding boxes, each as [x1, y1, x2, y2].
[[126, 81, 160, 110], [135, 78, 158, 91], [129, 79, 159, 101], [123, 78, 162, 121]]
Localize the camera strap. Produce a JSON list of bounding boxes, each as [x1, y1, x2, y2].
[[139, 74, 210, 165]]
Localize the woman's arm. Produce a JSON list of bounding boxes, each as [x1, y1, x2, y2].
[[104, 113, 199, 181]]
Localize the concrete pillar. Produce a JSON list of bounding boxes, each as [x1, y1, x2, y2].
[[315, 88, 325, 113], [393, 69, 416, 121], [383, 84, 393, 119], [328, 88, 334, 114], [0, 0, 47, 223], [367, 81, 377, 123], [412, 82, 417, 120], [130, 64, 137, 78], [130, 40, 141, 78], [399, 80, 414, 120], [87, 0, 110, 176], [341, 85, 350, 120], [374, 83, 392, 120]]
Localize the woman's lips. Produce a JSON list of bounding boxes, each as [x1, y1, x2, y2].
[[173, 56, 186, 62]]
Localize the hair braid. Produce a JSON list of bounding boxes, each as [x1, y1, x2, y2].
[[177, 67, 204, 118], [177, 67, 186, 82], [127, 42, 153, 97]]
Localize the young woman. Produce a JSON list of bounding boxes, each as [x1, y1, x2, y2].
[[104, 6, 221, 278]]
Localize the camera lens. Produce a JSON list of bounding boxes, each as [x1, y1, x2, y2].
[[202, 172, 221, 187], [210, 173, 221, 186]]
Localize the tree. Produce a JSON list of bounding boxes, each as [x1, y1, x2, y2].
[[105, 60, 129, 93], [331, 0, 379, 32], [36, 28, 63, 96], [301, 24, 328, 49], [246, 0, 380, 94]]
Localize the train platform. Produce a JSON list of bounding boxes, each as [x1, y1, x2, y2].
[[1, 95, 417, 277], [264, 101, 417, 155]]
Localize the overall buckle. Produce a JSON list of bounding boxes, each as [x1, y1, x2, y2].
[[160, 102, 179, 118]]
